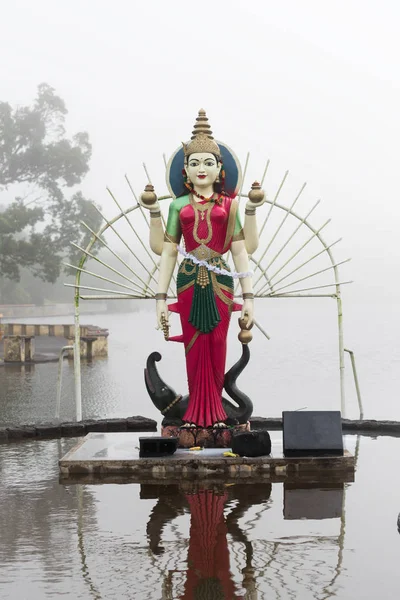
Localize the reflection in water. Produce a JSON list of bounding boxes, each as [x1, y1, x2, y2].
[[3, 432, 400, 598], [0, 435, 366, 599], [283, 483, 344, 520], [0, 439, 99, 598], [141, 481, 347, 600], [144, 483, 272, 599], [77, 485, 102, 600]]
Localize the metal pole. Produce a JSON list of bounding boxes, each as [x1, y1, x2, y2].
[[74, 294, 82, 422], [74, 252, 85, 422], [344, 348, 364, 419], [337, 293, 346, 417], [56, 345, 73, 420]]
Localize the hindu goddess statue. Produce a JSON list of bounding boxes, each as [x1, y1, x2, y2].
[[141, 109, 264, 431]]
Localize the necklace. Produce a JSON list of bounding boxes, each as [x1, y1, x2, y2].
[[191, 188, 215, 202], [185, 183, 223, 206], [189, 194, 213, 244]]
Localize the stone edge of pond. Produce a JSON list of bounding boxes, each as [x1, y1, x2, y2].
[[1, 416, 400, 443], [251, 416, 400, 436], [0, 416, 157, 443]]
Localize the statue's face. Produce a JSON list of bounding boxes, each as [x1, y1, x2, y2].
[[185, 152, 221, 188]]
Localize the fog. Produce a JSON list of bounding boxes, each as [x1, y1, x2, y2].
[[2, 0, 399, 414], [3, 1, 399, 293]]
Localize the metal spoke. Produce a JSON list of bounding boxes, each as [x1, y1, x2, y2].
[[263, 281, 352, 297], [253, 318, 271, 340], [79, 294, 153, 300], [258, 170, 288, 239], [257, 238, 342, 296], [266, 293, 338, 298], [64, 263, 149, 295], [70, 239, 155, 295], [265, 260, 351, 296], [65, 283, 150, 297], [91, 204, 161, 290], [257, 218, 332, 294], [237, 152, 249, 204], [142, 163, 168, 228], [108, 187, 159, 268], [261, 199, 320, 275], [125, 174, 150, 228], [253, 182, 307, 288], [143, 162, 152, 184], [260, 159, 270, 186]]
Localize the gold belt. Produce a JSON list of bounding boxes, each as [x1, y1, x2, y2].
[[189, 245, 222, 261]]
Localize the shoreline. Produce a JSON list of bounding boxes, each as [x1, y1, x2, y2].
[[1, 416, 400, 443], [0, 336, 70, 365]]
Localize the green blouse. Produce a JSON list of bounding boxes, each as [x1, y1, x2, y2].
[[165, 195, 243, 246]]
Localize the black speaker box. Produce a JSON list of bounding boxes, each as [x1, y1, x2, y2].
[[282, 411, 343, 457], [139, 436, 177, 458]]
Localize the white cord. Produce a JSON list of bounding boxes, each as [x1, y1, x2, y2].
[[177, 245, 253, 279]]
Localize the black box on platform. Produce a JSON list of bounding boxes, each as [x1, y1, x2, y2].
[[282, 411, 343, 457], [139, 436, 177, 458], [232, 430, 271, 457]]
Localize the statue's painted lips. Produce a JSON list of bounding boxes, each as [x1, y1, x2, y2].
[[197, 174, 206, 179]]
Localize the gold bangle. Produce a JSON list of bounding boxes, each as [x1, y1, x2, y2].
[[242, 292, 254, 300], [155, 293, 167, 300]]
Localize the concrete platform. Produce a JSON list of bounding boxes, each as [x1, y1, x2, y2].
[[59, 432, 355, 483]]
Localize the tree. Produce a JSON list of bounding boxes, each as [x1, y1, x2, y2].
[[0, 83, 102, 292]]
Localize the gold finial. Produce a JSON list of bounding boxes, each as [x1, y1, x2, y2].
[[191, 108, 214, 139], [141, 183, 158, 206], [248, 181, 265, 204], [183, 109, 221, 159], [238, 316, 253, 344]]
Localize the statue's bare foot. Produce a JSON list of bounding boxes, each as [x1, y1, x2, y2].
[[213, 422, 228, 429], [182, 422, 196, 428]]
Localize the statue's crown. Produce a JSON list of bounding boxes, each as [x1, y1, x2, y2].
[[182, 109, 221, 159]]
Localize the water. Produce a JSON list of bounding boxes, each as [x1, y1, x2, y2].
[[1, 296, 399, 425], [1, 304, 400, 598], [0, 434, 399, 599]]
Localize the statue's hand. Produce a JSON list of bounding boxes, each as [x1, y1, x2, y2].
[[156, 300, 169, 330], [139, 184, 160, 212], [246, 195, 267, 211], [247, 182, 266, 209], [139, 195, 161, 213], [241, 298, 254, 328]]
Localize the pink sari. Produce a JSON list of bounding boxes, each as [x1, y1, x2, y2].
[[167, 195, 243, 427]]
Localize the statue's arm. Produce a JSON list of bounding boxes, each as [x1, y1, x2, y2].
[[155, 200, 180, 328], [243, 183, 267, 254], [243, 206, 259, 255], [231, 239, 254, 327], [139, 187, 164, 256], [148, 209, 164, 256], [156, 241, 178, 328]]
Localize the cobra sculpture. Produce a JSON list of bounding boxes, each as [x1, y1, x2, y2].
[[144, 344, 253, 426]]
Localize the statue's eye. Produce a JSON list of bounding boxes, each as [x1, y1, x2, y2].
[[205, 161, 214, 167], [189, 161, 199, 167]]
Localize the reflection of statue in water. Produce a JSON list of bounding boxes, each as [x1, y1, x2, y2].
[[142, 109, 265, 434], [144, 483, 271, 599]]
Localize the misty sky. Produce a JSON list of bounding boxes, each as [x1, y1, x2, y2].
[[2, 0, 400, 301]]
